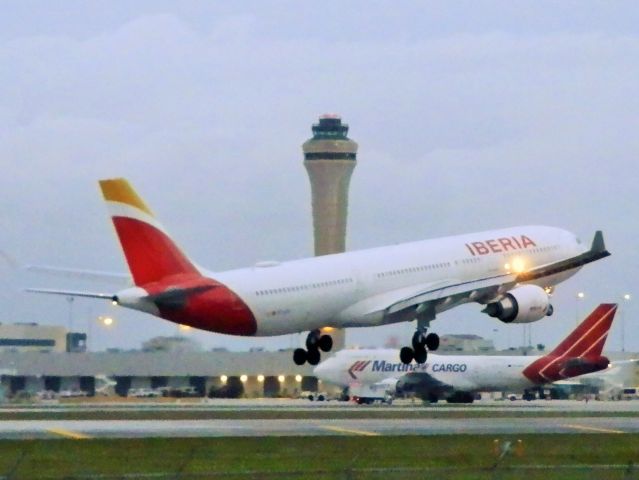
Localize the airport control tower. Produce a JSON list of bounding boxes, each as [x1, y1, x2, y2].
[[303, 114, 358, 351], [303, 114, 358, 256]]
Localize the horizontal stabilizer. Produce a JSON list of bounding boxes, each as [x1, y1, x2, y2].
[[25, 288, 114, 300]]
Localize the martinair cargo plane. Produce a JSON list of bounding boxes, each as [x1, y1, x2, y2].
[[314, 304, 618, 403], [29, 178, 610, 366]]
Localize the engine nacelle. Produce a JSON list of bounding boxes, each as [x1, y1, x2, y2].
[[483, 285, 552, 324]]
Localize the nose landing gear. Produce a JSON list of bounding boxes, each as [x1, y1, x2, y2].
[[293, 329, 333, 365]]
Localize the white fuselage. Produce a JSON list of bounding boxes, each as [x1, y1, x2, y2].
[[211, 225, 584, 335], [314, 349, 539, 393]]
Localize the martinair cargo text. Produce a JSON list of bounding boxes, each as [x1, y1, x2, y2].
[[29, 178, 610, 365], [314, 304, 618, 403]]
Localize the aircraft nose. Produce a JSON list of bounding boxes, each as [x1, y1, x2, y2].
[[313, 360, 328, 377], [313, 357, 334, 382]]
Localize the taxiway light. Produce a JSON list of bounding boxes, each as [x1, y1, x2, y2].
[[240, 375, 248, 383], [257, 375, 265, 382]]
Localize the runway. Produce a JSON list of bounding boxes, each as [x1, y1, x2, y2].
[[1, 415, 638, 439], [2, 399, 639, 439], [3, 398, 639, 413]]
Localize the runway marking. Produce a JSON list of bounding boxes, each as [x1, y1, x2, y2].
[[47, 428, 92, 440], [320, 425, 380, 436], [561, 423, 625, 434]]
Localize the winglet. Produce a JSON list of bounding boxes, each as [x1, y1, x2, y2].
[[591, 230, 607, 254]]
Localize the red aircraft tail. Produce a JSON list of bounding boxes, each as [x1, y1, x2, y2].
[[99, 178, 201, 286], [523, 303, 617, 384]]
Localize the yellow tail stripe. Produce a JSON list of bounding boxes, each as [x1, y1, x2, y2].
[[99, 178, 154, 217]]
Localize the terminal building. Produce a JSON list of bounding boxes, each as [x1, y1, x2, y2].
[[0, 347, 318, 398], [0, 327, 636, 400]]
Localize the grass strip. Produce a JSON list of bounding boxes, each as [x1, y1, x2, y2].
[[0, 434, 637, 479]]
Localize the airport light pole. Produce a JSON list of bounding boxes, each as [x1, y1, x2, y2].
[[621, 293, 631, 352], [66, 296, 74, 331], [575, 292, 585, 326]]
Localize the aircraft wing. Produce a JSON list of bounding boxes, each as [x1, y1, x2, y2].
[[385, 274, 516, 318], [515, 230, 610, 282], [370, 231, 609, 323]]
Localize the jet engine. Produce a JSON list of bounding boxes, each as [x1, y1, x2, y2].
[[482, 285, 553, 324]]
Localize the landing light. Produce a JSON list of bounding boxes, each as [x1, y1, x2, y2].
[[512, 257, 526, 273], [220, 375, 228, 384], [321, 327, 334, 333], [295, 375, 302, 382], [240, 375, 248, 383], [278, 375, 285, 383], [257, 375, 265, 382]]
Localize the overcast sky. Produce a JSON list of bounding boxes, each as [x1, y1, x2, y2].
[[1, 1, 637, 353]]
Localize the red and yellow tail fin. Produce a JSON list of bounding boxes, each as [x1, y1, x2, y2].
[[99, 178, 200, 286], [546, 303, 617, 358], [523, 303, 617, 383]]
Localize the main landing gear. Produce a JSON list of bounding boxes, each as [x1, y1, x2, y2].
[[399, 328, 440, 365], [293, 329, 333, 366]]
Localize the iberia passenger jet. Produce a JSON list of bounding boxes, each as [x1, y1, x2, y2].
[[314, 304, 617, 403], [29, 178, 610, 366]]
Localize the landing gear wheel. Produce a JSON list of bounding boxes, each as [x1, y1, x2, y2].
[[425, 333, 440, 351], [318, 334, 333, 352], [414, 347, 427, 364], [400, 346, 414, 365], [293, 348, 307, 365], [412, 331, 425, 350], [307, 349, 321, 365], [305, 329, 321, 350]]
